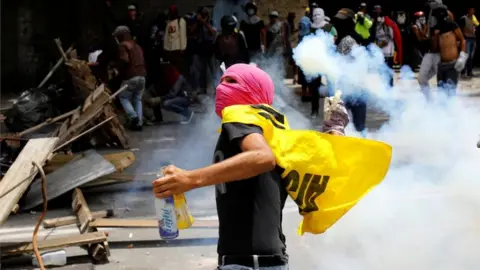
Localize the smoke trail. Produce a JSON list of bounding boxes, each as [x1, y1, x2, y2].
[[293, 26, 480, 269]]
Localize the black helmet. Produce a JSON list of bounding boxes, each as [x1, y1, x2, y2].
[[221, 15, 237, 33], [245, 2, 257, 13]]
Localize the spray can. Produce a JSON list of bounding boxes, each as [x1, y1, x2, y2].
[[155, 167, 179, 240]]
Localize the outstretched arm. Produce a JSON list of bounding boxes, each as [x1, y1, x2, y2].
[[152, 132, 276, 198]]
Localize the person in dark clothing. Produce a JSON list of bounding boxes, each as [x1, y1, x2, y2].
[[113, 26, 147, 131], [333, 8, 368, 136], [459, 7, 477, 77], [265, 11, 285, 57], [121, 5, 148, 51], [190, 7, 217, 93], [159, 62, 194, 124], [147, 11, 168, 88], [153, 64, 289, 270], [240, 2, 266, 59], [215, 15, 250, 69], [396, 11, 416, 70]]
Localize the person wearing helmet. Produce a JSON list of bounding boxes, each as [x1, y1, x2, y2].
[[240, 2, 266, 58], [215, 15, 250, 69]]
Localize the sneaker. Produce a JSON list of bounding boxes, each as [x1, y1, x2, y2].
[[128, 117, 143, 131], [180, 111, 194, 124]]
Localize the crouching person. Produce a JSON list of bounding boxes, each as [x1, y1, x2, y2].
[[160, 62, 195, 124], [113, 26, 147, 131]]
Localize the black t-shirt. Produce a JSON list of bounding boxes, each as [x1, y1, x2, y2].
[[213, 122, 288, 256], [240, 20, 265, 51]]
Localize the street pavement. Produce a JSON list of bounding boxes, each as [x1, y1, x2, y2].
[[2, 73, 480, 269]]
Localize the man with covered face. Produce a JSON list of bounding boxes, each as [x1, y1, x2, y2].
[[240, 2, 266, 58]]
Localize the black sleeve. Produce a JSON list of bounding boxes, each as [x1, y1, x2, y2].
[[458, 17, 466, 29], [223, 123, 263, 147], [238, 31, 250, 63], [214, 35, 223, 61]]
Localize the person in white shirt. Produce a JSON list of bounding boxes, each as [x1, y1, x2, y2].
[[163, 4, 187, 71]]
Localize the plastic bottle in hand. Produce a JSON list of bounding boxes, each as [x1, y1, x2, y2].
[[155, 168, 179, 240], [155, 196, 179, 240]]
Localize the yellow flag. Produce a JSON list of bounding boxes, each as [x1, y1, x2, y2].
[[222, 105, 392, 234]]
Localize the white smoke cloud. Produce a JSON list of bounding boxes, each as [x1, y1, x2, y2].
[[293, 29, 480, 269]]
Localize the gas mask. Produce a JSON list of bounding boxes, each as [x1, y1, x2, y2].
[[397, 14, 406, 24], [247, 9, 255, 16], [418, 16, 426, 25], [312, 8, 326, 27], [377, 16, 385, 23]]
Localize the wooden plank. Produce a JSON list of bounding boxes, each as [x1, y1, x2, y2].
[[44, 151, 135, 174], [102, 106, 129, 149], [72, 189, 108, 261], [2, 231, 107, 256], [17, 108, 79, 137], [56, 89, 110, 146], [71, 75, 95, 92], [22, 150, 116, 210], [0, 138, 58, 225], [72, 188, 95, 234], [90, 218, 219, 228], [43, 208, 124, 229]]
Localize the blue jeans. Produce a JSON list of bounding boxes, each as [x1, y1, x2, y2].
[[163, 97, 191, 117], [218, 265, 289, 270], [462, 38, 476, 75], [119, 76, 145, 125]]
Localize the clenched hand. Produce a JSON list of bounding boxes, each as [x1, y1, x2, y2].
[[152, 165, 197, 198]]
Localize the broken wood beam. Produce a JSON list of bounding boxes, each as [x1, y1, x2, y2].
[[37, 45, 74, 88], [0, 138, 58, 225], [54, 38, 68, 61], [53, 116, 114, 152], [43, 208, 126, 229], [2, 231, 107, 256], [72, 189, 109, 261], [17, 108, 80, 137], [44, 151, 135, 174], [72, 189, 95, 234]]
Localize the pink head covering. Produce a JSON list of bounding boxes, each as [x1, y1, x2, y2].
[[215, 64, 274, 118]]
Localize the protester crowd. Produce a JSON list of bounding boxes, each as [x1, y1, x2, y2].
[[91, 1, 478, 133]]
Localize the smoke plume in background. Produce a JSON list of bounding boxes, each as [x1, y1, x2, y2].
[[293, 29, 480, 269]]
